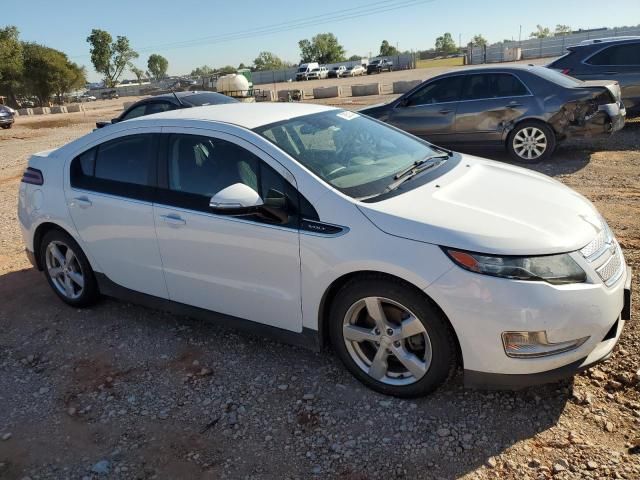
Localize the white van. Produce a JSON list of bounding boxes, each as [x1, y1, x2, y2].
[[296, 62, 320, 81]]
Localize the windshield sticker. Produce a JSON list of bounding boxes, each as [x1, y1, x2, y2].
[[337, 111, 359, 121]]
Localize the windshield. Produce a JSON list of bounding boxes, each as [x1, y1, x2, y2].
[[254, 110, 441, 199], [371, 60, 381, 65], [298, 67, 307, 72]]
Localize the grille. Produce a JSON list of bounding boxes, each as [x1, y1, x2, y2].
[[595, 245, 624, 286], [580, 220, 612, 260]]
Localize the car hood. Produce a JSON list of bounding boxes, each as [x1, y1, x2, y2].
[[357, 156, 601, 256]]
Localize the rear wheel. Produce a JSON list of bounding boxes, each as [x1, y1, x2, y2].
[[507, 121, 556, 163], [40, 230, 99, 307], [329, 277, 457, 397]]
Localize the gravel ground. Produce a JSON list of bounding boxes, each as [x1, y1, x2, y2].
[[0, 94, 638, 480]]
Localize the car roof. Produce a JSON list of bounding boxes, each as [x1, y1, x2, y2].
[[129, 102, 337, 129], [570, 36, 640, 49]]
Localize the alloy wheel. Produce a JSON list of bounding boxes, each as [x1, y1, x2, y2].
[[45, 241, 84, 300], [342, 297, 432, 386], [513, 126, 547, 160]]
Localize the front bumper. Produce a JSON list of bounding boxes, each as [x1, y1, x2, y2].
[[0, 116, 14, 125]]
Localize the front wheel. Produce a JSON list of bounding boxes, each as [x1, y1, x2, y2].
[[507, 121, 556, 163], [329, 277, 458, 397], [1, 124, 11, 129], [40, 230, 99, 307]]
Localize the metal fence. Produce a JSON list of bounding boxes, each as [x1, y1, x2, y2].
[[470, 26, 640, 64]]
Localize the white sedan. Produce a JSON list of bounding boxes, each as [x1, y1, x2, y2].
[[18, 103, 631, 397], [346, 65, 365, 76]]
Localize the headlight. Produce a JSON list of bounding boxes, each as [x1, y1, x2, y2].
[[443, 249, 586, 285], [502, 331, 589, 358]]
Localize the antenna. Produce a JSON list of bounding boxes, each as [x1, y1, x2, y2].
[[171, 88, 186, 107]]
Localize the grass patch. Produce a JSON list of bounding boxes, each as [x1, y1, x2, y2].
[[416, 57, 465, 69]]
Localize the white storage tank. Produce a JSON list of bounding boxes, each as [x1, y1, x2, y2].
[[216, 74, 250, 97]]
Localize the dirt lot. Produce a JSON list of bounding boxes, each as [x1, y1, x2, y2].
[[0, 85, 639, 480]]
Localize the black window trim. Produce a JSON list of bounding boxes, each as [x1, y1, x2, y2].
[[583, 41, 640, 67], [402, 71, 534, 108]]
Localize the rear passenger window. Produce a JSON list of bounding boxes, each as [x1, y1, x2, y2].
[[461, 74, 528, 100], [145, 102, 174, 115], [121, 105, 146, 121], [70, 134, 156, 201], [588, 43, 640, 66]]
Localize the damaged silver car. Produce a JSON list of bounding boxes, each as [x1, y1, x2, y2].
[[360, 65, 626, 163]]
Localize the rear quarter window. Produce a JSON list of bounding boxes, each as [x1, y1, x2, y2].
[[587, 43, 640, 66]]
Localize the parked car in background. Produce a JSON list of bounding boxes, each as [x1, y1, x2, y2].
[[346, 65, 366, 76], [101, 90, 119, 100], [295, 62, 320, 81], [360, 65, 626, 162], [547, 37, 640, 115], [367, 59, 393, 74], [19, 103, 631, 397], [307, 66, 329, 80], [328, 66, 347, 78], [81, 93, 97, 102], [95, 91, 238, 128], [0, 105, 15, 129]]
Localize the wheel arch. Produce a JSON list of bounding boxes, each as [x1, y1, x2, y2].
[[317, 270, 463, 367], [502, 116, 555, 143]]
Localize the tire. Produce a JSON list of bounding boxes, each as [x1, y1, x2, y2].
[[1, 124, 11, 129], [329, 276, 458, 397], [40, 229, 99, 307], [507, 121, 556, 163]]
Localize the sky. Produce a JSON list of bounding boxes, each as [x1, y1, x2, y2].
[[3, 0, 640, 82]]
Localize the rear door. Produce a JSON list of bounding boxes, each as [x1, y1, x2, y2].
[[579, 42, 640, 111], [386, 75, 464, 142], [65, 129, 168, 298], [452, 73, 536, 145]]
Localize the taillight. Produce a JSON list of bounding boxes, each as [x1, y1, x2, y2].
[[561, 68, 572, 75], [21, 167, 43, 185]]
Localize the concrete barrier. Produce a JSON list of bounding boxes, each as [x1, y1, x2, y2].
[[66, 104, 85, 113], [393, 80, 422, 94], [255, 89, 275, 102], [313, 86, 343, 99], [18, 108, 33, 116], [277, 89, 307, 101], [351, 83, 382, 97], [50, 106, 68, 114], [33, 107, 51, 115]]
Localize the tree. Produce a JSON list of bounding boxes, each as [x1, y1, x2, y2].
[[0, 26, 23, 106], [347, 55, 362, 61], [379, 40, 399, 57], [191, 65, 214, 77], [253, 51, 287, 71], [435, 33, 458, 54], [130, 66, 145, 84], [471, 34, 488, 47], [530, 25, 552, 39], [238, 63, 247, 70], [22, 43, 86, 106], [298, 33, 346, 64], [86, 29, 138, 87], [147, 54, 169, 81], [217, 65, 237, 75], [555, 24, 572, 36]]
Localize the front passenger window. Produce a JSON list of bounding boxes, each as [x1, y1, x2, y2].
[[406, 76, 463, 106]]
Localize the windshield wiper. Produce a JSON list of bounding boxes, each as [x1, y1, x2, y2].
[[384, 153, 449, 193]]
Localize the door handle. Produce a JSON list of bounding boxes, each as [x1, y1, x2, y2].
[[438, 109, 453, 114], [71, 196, 92, 209], [160, 214, 186, 227]]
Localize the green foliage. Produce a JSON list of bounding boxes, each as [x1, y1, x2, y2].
[[0, 26, 23, 104], [253, 51, 287, 71], [379, 40, 399, 57], [147, 54, 169, 81], [217, 65, 237, 75], [22, 42, 86, 106], [191, 65, 214, 77], [87, 29, 138, 87], [130, 66, 145, 84], [347, 54, 362, 61], [530, 25, 552, 39], [471, 34, 488, 47], [298, 33, 345, 64], [237, 63, 247, 70], [555, 24, 572, 36], [435, 33, 458, 54]]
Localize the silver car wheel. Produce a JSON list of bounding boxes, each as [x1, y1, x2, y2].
[[513, 126, 547, 160], [342, 296, 432, 386], [45, 240, 84, 300]]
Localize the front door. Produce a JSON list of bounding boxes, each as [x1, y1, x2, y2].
[[153, 130, 303, 332], [387, 75, 464, 142], [453, 72, 536, 145], [65, 131, 168, 298]]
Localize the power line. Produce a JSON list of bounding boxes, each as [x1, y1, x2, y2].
[[70, 0, 435, 59]]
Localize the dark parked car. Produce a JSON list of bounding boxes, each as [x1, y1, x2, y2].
[[367, 59, 393, 74], [360, 65, 625, 162], [95, 91, 238, 128], [0, 105, 15, 129], [548, 37, 640, 115]]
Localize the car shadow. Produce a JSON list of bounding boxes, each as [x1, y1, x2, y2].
[[0, 267, 574, 479]]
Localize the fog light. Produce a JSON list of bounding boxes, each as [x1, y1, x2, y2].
[[502, 331, 589, 358]]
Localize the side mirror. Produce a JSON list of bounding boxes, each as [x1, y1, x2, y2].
[[397, 97, 410, 108], [209, 183, 263, 214]]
